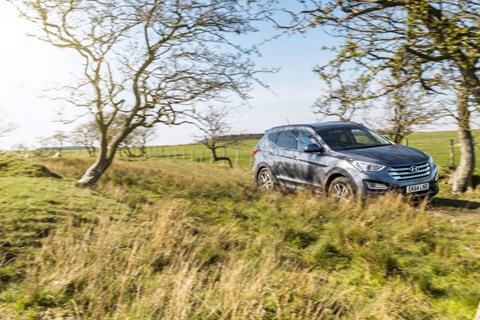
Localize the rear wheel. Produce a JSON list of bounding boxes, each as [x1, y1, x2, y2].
[[257, 167, 276, 191], [328, 177, 355, 202]]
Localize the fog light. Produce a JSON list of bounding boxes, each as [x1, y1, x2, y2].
[[365, 181, 389, 190], [434, 171, 439, 182]]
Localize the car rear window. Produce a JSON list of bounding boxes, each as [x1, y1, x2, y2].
[[267, 132, 279, 143], [276, 130, 296, 149]]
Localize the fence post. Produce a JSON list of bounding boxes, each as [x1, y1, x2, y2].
[[201, 150, 205, 163], [182, 148, 186, 160], [235, 149, 239, 167], [191, 149, 195, 161], [450, 139, 456, 168]]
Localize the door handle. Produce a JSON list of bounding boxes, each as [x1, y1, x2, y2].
[[293, 156, 298, 160], [268, 151, 274, 155]]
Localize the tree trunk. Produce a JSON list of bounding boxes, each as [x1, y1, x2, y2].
[[214, 156, 233, 168], [210, 147, 233, 168], [76, 152, 114, 187], [392, 129, 403, 144], [450, 87, 475, 193]]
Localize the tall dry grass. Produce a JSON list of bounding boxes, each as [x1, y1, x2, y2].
[[18, 193, 443, 319], [22, 198, 356, 319]]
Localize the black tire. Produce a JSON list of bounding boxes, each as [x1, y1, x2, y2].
[[257, 167, 276, 191], [328, 176, 356, 202]]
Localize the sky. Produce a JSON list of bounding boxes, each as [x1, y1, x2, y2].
[[0, 2, 450, 149], [0, 2, 342, 149]]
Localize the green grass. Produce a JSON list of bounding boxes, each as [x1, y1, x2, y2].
[[0, 157, 130, 287], [0, 154, 478, 319], [404, 131, 462, 170]]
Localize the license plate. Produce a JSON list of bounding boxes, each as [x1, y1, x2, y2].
[[406, 183, 429, 193]]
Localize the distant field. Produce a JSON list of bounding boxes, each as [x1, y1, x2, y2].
[[404, 130, 473, 171]]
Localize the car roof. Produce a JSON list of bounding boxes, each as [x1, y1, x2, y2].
[[267, 121, 364, 132]]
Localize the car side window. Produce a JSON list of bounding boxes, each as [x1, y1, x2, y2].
[[268, 132, 279, 144], [297, 131, 318, 151], [276, 130, 296, 149]]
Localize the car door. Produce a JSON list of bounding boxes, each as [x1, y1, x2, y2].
[[271, 129, 298, 184], [293, 130, 328, 188]]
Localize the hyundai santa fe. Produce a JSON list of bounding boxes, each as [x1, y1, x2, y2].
[[252, 122, 439, 200]]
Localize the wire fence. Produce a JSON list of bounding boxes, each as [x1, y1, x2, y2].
[[140, 146, 254, 168], [58, 145, 256, 168]]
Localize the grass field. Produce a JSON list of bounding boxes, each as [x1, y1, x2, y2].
[[0, 148, 479, 319]]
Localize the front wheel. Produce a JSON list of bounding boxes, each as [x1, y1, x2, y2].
[[328, 177, 356, 202], [257, 167, 276, 191]]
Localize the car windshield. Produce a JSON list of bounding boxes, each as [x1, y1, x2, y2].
[[316, 127, 391, 151]]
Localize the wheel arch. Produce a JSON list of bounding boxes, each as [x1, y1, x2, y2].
[[324, 169, 357, 195], [254, 162, 275, 181]]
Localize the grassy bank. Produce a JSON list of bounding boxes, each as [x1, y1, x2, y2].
[[0, 155, 479, 319]]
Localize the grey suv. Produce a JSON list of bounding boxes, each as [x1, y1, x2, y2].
[[252, 122, 439, 200]]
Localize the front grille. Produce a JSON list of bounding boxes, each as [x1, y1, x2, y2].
[[387, 162, 431, 181]]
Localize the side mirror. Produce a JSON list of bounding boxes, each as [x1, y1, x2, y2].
[[304, 143, 324, 153]]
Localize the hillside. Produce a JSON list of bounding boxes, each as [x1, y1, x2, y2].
[[0, 155, 479, 319]]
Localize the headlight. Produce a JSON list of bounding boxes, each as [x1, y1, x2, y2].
[[350, 160, 385, 172], [426, 153, 434, 164]]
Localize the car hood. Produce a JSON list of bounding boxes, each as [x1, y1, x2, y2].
[[336, 145, 428, 166]]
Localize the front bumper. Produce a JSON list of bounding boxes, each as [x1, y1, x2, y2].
[[349, 165, 440, 199], [360, 179, 439, 198]]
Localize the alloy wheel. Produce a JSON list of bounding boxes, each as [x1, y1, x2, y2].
[[258, 169, 274, 191]]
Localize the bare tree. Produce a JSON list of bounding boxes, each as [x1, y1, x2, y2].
[[33, 136, 53, 157], [51, 131, 68, 155], [11, 143, 29, 155], [132, 127, 157, 157], [70, 122, 98, 157], [14, 0, 274, 186], [381, 81, 442, 144], [119, 126, 157, 158], [194, 106, 240, 168]]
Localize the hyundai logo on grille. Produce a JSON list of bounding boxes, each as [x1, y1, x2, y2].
[[410, 166, 418, 172]]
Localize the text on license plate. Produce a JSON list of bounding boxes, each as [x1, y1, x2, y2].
[[406, 183, 429, 193]]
